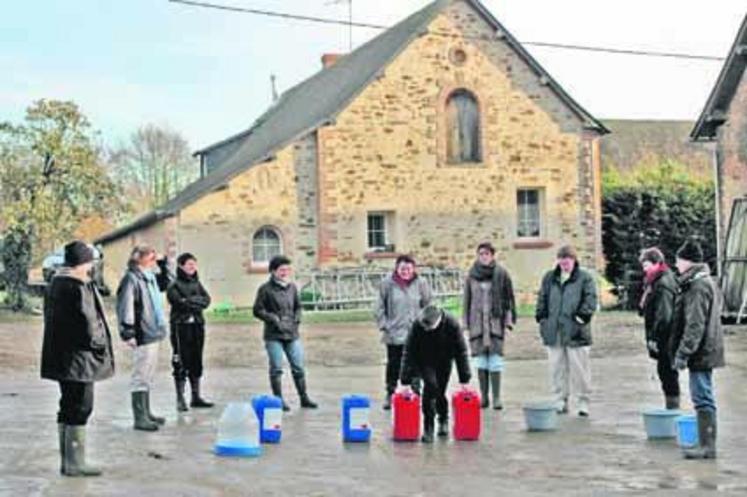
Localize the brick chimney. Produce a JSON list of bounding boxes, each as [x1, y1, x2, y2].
[[321, 53, 344, 68]]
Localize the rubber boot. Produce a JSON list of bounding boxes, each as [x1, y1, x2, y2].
[[383, 387, 394, 411], [132, 391, 159, 431], [293, 374, 318, 409], [684, 409, 717, 459], [145, 390, 166, 425], [58, 424, 65, 474], [490, 371, 503, 410], [189, 377, 214, 408], [478, 369, 490, 409], [437, 417, 449, 438], [175, 379, 189, 412], [421, 417, 434, 443], [270, 375, 291, 412], [665, 396, 680, 410], [62, 425, 102, 477]]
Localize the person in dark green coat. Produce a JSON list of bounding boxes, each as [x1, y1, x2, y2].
[[670, 239, 725, 459], [638, 247, 680, 409], [535, 245, 598, 417]]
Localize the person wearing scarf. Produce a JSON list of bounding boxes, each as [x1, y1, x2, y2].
[[253, 255, 318, 411], [116, 245, 172, 431], [374, 255, 432, 410], [638, 247, 679, 409], [463, 242, 516, 410], [167, 253, 213, 412], [41, 241, 114, 477]]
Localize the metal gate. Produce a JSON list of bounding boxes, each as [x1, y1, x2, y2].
[[722, 197, 747, 321]]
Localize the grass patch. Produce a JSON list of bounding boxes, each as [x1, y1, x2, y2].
[[206, 307, 374, 325]]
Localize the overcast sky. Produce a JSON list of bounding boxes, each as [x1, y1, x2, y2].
[[1, 0, 744, 150]]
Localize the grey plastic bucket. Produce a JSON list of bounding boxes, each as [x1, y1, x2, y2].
[[642, 408, 681, 439], [523, 402, 558, 431]]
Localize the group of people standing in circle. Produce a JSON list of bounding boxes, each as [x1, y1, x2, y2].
[[40, 234, 724, 476]]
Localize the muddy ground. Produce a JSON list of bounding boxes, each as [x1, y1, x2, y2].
[[1, 311, 746, 496]]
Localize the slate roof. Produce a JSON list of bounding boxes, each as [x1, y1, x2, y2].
[[691, 13, 747, 141], [97, 0, 608, 245]]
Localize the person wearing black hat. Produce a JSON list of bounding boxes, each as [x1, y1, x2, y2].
[[253, 255, 318, 411], [671, 238, 725, 459], [41, 241, 114, 477], [166, 253, 213, 412], [638, 247, 680, 409], [400, 305, 471, 443]]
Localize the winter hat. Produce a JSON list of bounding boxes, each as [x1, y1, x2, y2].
[[556, 245, 578, 260], [64, 241, 94, 267], [639, 247, 665, 265], [418, 305, 443, 330], [177, 252, 197, 266], [269, 255, 292, 273], [676, 239, 704, 263]]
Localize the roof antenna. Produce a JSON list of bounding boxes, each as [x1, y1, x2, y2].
[[326, 0, 352, 50], [270, 74, 279, 102]]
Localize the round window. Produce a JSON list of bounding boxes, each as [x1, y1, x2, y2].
[[449, 48, 467, 66]]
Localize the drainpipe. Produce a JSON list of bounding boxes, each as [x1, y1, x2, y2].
[[712, 141, 723, 279]]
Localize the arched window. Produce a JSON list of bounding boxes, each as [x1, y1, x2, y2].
[[446, 89, 481, 163], [252, 227, 282, 263]]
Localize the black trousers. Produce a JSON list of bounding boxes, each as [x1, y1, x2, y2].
[[422, 363, 452, 425], [657, 352, 680, 398], [58, 381, 94, 426], [386, 345, 404, 395], [387, 345, 421, 395], [170, 322, 205, 381]]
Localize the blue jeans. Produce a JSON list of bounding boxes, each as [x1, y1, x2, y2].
[[473, 353, 505, 372], [689, 370, 716, 413], [265, 339, 305, 379]]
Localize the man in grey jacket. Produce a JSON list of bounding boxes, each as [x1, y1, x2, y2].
[[374, 255, 432, 410], [535, 245, 598, 417], [116, 245, 172, 431]]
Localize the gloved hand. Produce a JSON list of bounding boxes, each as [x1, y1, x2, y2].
[[673, 356, 688, 371]]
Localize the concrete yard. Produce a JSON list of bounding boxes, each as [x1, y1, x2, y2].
[[1, 312, 746, 496]]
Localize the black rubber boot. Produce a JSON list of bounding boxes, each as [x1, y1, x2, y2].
[[175, 379, 188, 412], [383, 388, 394, 411], [62, 425, 102, 477], [665, 396, 680, 410], [270, 375, 291, 412], [490, 372, 503, 410], [132, 392, 159, 431], [145, 391, 166, 425], [189, 377, 214, 408], [58, 424, 65, 474], [422, 418, 434, 443], [293, 374, 318, 409], [437, 417, 449, 438], [684, 409, 717, 459], [478, 369, 490, 409]]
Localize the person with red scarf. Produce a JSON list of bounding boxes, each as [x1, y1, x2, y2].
[[638, 247, 680, 409], [374, 255, 432, 410]]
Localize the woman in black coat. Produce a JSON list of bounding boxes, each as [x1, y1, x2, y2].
[[638, 247, 680, 409], [166, 252, 213, 411], [41, 241, 114, 477]]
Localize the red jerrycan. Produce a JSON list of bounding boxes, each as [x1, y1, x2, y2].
[[452, 387, 481, 441], [392, 390, 421, 441]]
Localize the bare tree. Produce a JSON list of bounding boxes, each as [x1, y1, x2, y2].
[[109, 124, 198, 213]]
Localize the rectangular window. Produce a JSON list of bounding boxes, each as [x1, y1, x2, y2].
[[367, 213, 388, 250], [517, 189, 542, 238]]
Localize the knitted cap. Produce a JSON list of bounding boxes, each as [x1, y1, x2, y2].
[[676, 239, 704, 263]]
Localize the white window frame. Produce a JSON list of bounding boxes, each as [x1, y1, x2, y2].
[[252, 226, 283, 264], [516, 188, 543, 239], [367, 212, 391, 251]]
